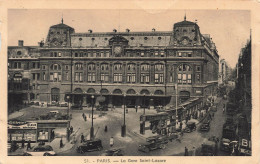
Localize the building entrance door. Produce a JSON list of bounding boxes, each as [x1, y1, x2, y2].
[[51, 88, 60, 102]]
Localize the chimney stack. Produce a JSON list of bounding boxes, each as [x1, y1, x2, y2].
[[152, 28, 156, 32], [18, 40, 24, 47], [126, 29, 130, 32], [113, 29, 117, 33], [88, 29, 92, 33]]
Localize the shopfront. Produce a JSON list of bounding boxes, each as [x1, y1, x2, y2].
[[8, 120, 37, 143]]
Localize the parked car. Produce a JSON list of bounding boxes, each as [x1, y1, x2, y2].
[[184, 122, 197, 133], [220, 138, 231, 152], [138, 141, 166, 153], [146, 135, 168, 144], [71, 104, 83, 110], [201, 140, 218, 156], [25, 145, 56, 156], [211, 105, 217, 112], [200, 123, 210, 132], [96, 105, 108, 111], [101, 148, 124, 156], [77, 139, 103, 153]]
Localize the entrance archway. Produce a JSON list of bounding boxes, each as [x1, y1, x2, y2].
[[73, 88, 83, 106], [51, 88, 60, 102]]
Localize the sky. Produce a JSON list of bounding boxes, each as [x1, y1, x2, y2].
[[8, 9, 251, 68]]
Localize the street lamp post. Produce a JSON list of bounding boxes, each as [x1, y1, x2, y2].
[[90, 95, 95, 140], [66, 95, 70, 119], [175, 84, 178, 127], [121, 94, 126, 137], [143, 94, 146, 114]]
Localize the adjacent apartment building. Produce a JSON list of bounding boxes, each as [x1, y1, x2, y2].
[[8, 17, 219, 110]]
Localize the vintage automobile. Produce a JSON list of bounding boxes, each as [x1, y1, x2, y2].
[[201, 140, 218, 156], [200, 123, 210, 132], [138, 141, 166, 153], [211, 105, 217, 112], [77, 139, 103, 153], [25, 145, 56, 156], [146, 135, 169, 144], [184, 122, 197, 133], [220, 138, 231, 152], [101, 149, 124, 156], [96, 105, 108, 111]]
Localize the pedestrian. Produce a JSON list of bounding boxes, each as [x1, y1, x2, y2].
[[60, 138, 63, 148], [21, 138, 25, 148], [184, 147, 189, 156], [81, 134, 84, 143], [82, 113, 85, 119], [135, 106, 138, 113], [70, 126, 73, 134], [223, 107, 225, 113], [180, 122, 183, 130], [27, 140, 31, 150], [110, 137, 114, 147], [212, 113, 215, 118], [192, 147, 196, 156], [104, 125, 108, 132], [84, 115, 86, 121], [209, 114, 212, 120]]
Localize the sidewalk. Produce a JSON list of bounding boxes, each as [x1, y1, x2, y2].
[[8, 111, 24, 120]]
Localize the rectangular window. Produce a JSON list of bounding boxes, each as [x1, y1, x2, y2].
[[141, 52, 144, 57], [127, 73, 136, 83], [75, 73, 79, 81], [43, 72, 46, 81], [58, 73, 62, 82], [114, 73, 122, 82], [170, 73, 173, 83], [196, 66, 201, 72], [160, 51, 165, 57], [37, 73, 40, 80], [155, 73, 164, 83], [58, 52, 62, 57], [196, 74, 201, 83], [155, 51, 159, 56], [79, 73, 83, 82], [65, 65, 69, 70], [88, 73, 96, 82], [178, 52, 182, 57], [33, 73, 36, 80], [42, 65, 46, 70], [65, 72, 69, 81], [141, 73, 150, 83], [178, 73, 182, 83], [187, 74, 192, 84], [50, 73, 53, 81]]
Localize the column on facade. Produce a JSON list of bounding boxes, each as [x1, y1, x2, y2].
[[149, 98, 154, 110], [136, 62, 140, 83], [82, 95, 87, 107], [150, 62, 155, 84], [123, 62, 126, 83], [108, 95, 113, 108]]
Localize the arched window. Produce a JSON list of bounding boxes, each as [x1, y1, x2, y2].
[[140, 89, 150, 95], [75, 63, 83, 70], [50, 64, 61, 70], [114, 63, 122, 71], [113, 89, 122, 95], [101, 64, 109, 71], [100, 63, 109, 82], [177, 64, 192, 84], [126, 89, 136, 95], [140, 64, 150, 83], [141, 64, 150, 71], [87, 88, 95, 94], [127, 63, 136, 71], [88, 64, 95, 71], [154, 90, 164, 95]]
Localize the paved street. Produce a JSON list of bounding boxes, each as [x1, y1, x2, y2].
[[9, 96, 229, 156]]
